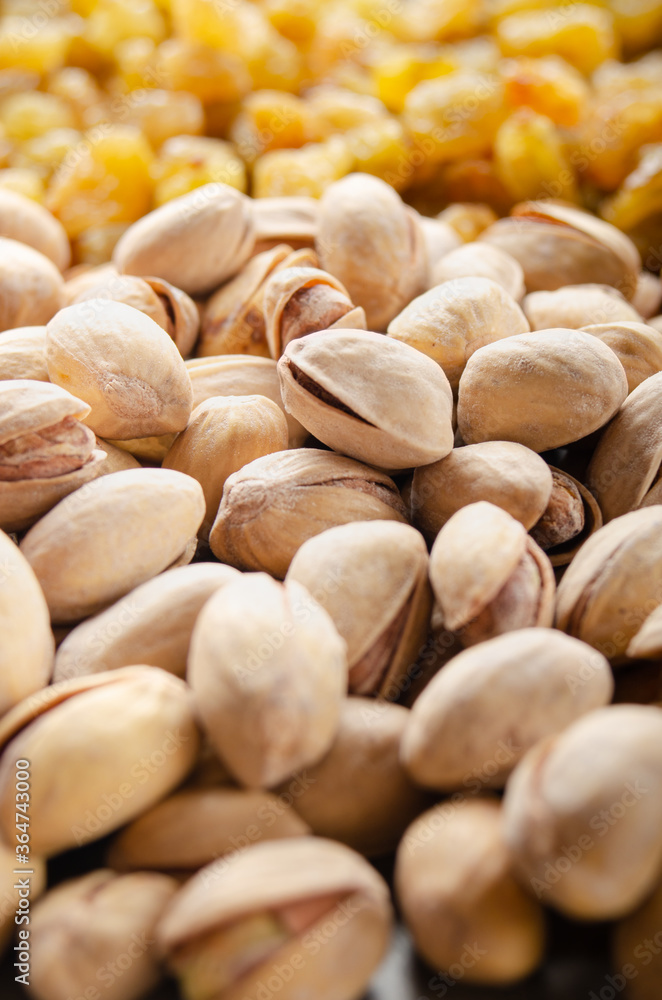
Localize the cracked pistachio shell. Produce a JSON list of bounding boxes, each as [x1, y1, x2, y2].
[[0, 666, 200, 856], [387, 276, 530, 392], [429, 501, 555, 641], [503, 705, 662, 919], [251, 196, 319, 254], [30, 869, 178, 1000], [523, 284, 642, 331], [188, 573, 348, 789], [317, 173, 428, 331], [278, 329, 454, 470], [614, 878, 662, 1000], [401, 629, 613, 792], [532, 466, 602, 567], [0, 188, 70, 270], [0, 325, 48, 381], [457, 329, 628, 452], [431, 242, 525, 301], [411, 441, 552, 541], [143, 276, 200, 357], [20, 467, 205, 623], [587, 372, 662, 522], [556, 506, 662, 661], [163, 395, 289, 541], [157, 837, 392, 1000], [0, 840, 45, 952], [186, 353, 307, 449], [286, 521, 432, 697], [53, 562, 240, 682], [108, 787, 310, 873], [46, 300, 193, 440], [0, 528, 53, 717], [209, 449, 408, 578], [113, 183, 255, 296], [276, 698, 429, 857], [479, 201, 641, 296], [581, 321, 662, 393], [396, 798, 545, 984], [0, 237, 64, 332]]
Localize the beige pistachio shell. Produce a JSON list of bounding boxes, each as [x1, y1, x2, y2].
[[431, 242, 525, 301], [0, 529, 53, 717], [286, 521, 431, 698], [0, 188, 70, 270], [46, 300, 193, 440], [144, 275, 200, 356], [614, 878, 662, 1000], [113, 183, 255, 296], [278, 329, 454, 470], [503, 705, 662, 919], [53, 562, 239, 682], [163, 395, 289, 541], [649, 315, 662, 334], [317, 173, 428, 331], [0, 840, 45, 953], [387, 276, 530, 392], [532, 466, 602, 567], [0, 448, 107, 534], [0, 666, 200, 856], [63, 263, 118, 304], [251, 196, 319, 254], [264, 266, 363, 359], [556, 505, 662, 661], [396, 798, 545, 984], [93, 435, 141, 473], [108, 787, 310, 873], [411, 441, 552, 541], [627, 604, 662, 660], [186, 353, 307, 448], [0, 325, 48, 381], [209, 449, 408, 578], [588, 372, 662, 521], [457, 329, 628, 452], [157, 837, 392, 1000], [0, 378, 89, 444], [104, 433, 175, 463], [20, 467, 205, 623], [479, 201, 640, 296], [0, 237, 64, 332], [188, 574, 348, 789], [632, 270, 662, 320], [71, 272, 171, 330], [29, 869, 177, 1000], [523, 284, 642, 331], [402, 629, 613, 792], [418, 215, 462, 271], [277, 698, 429, 856], [581, 321, 662, 393]]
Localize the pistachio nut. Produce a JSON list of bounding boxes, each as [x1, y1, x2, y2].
[[479, 201, 641, 296], [186, 354, 307, 449], [278, 329, 454, 470], [251, 195, 319, 254], [104, 433, 175, 463], [157, 837, 392, 1000], [46, 300, 193, 440], [395, 798, 545, 984], [431, 241, 525, 301], [93, 435, 142, 473], [0, 840, 45, 953], [387, 276, 530, 392], [264, 266, 365, 359], [531, 466, 602, 566], [163, 395, 289, 540], [0, 666, 200, 856], [209, 449, 408, 578], [631, 270, 662, 320], [556, 506, 662, 662], [143, 275, 200, 356], [0, 325, 48, 382], [0, 237, 64, 332], [614, 878, 662, 1000], [523, 284, 642, 330], [628, 604, 662, 660], [418, 215, 462, 271], [30, 869, 178, 1000], [188, 573, 347, 789], [457, 329, 628, 452], [429, 501, 555, 647], [411, 440, 553, 542], [581, 321, 662, 393], [286, 521, 431, 698], [108, 787, 310, 873], [276, 698, 429, 857], [0, 187, 70, 271], [0, 528, 53, 717], [113, 183, 255, 296], [20, 467, 205, 623], [63, 263, 118, 305], [53, 562, 240, 682], [401, 628, 613, 792], [588, 372, 662, 521], [317, 173, 428, 331], [503, 705, 662, 919]]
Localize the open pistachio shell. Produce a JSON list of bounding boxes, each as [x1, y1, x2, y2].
[[532, 466, 602, 567], [581, 320, 662, 393], [71, 273, 172, 331]]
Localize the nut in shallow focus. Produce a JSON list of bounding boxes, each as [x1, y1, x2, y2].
[[251, 196, 319, 255], [30, 869, 178, 1000], [523, 284, 642, 330], [430, 241, 525, 301], [530, 466, 598, 563], [0, 325, 48, 382], [286, 521, 431, 699], [581, 321, 662, 394], [209, 448, 408, 579], [0, 187, 70, 271], [0, 237, 64, 333], [156, 837, 393, 1000]]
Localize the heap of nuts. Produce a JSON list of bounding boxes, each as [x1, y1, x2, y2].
[[0, 175, 661, 1000]]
